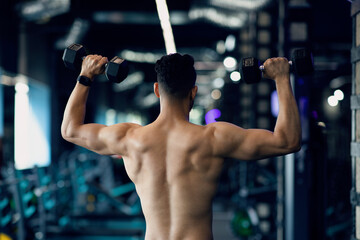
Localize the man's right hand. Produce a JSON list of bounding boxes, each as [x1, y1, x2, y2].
[[262, 57, 290, 81], [79, 54, 108, 80]]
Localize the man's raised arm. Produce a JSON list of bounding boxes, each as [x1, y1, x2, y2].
[[61, 55, 138, 155], [210, 57, 301, 161]]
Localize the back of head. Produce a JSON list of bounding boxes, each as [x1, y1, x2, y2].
[[155, 53, 196, 99]]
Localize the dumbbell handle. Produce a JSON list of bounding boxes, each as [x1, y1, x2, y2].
[[259, 60, 293, 71], [80, 56, 109, 68], [81, 56, 123, 69]]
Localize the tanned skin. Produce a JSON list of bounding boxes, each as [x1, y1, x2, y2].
[[62, 54, 301, 240]]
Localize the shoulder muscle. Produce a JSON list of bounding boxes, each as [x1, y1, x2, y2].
[[99, 123, 141, 155]]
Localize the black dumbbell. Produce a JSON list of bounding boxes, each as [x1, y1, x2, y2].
[[62, 43, 129, 83], [240, 48, 314, 84]]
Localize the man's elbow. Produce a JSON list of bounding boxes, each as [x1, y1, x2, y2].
[[276, 132, 301, 154], [61, 129, 71, 142], [277, 136, 301, 154], [287, 138, 302, 153], [290, 142, 301, 153], [61, 125, 76, 142]]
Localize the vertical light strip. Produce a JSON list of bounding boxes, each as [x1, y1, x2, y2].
[[14, 80, 51, 170], [284, 153, 294, 240], [155, 0, 177, 54], [0, 70, 3, 137], [14, 81, 30, 169]]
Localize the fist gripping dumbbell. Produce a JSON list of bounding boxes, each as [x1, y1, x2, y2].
[[62, 43, 129, 83], [240, 49, 314, 84]]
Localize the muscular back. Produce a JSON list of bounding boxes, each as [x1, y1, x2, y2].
[[120, 120, 224, 240], [60, 54, 301, 240], [62, 56, 301, 240]]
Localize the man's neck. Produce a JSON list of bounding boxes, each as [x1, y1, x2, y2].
[[157, 97, 190, 122]]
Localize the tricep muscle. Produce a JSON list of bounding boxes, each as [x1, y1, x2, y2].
[[211, 122, 298, 161], [63, 123, 140, 156]]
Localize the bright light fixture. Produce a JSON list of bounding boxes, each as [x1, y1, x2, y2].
[[225, 35, 236, 52], [14, 84, 30, 168], [327, 95, 338, 107], [15, 82, 29, 94], [213, 78, 225, 88], [334, 89, 344, 101], [223, 56, 237, 70], [211, 89, 222, 100], [230, 71, 241, 82]]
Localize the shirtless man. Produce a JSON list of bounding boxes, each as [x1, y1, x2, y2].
[[61, 53, 301, 240]]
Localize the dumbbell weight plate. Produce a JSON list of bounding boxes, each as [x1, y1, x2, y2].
[[240, 57, 262, 84], [105, 56, 129, 83], [62, 43, 87, 71]]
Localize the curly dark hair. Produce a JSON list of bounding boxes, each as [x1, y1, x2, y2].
[[155, 53, 196, 99]]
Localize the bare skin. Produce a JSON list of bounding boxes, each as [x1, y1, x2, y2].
[[61, 55, 301, 240]]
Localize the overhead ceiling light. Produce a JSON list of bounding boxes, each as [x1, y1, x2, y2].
[[120, 50, 163, 63], [209, 0, 270, 11], [18, 0, 70, 22], [139, 94, 159, 108], [155, 0, 177, 54], [113, 72, 144, 92], [93, 11, 190, 25], [189, 7, 247, 29], [55, 18, 90, 49]]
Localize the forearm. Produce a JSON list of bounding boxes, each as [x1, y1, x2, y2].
[[273, 76, 301, 150], [61, 82, 90, 139]]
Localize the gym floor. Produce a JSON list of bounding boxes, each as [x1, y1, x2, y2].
[[0, 0, 353, 240]]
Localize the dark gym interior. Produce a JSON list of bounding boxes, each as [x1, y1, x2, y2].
[[0, 0, 355, 239]]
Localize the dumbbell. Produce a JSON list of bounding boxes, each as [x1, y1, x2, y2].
[[62, 43, 129, 83], [240, 48, 314, 84]]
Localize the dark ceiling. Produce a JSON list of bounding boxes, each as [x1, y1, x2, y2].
[[0, 0, 353, 112], [2, 0, 352, 62]]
